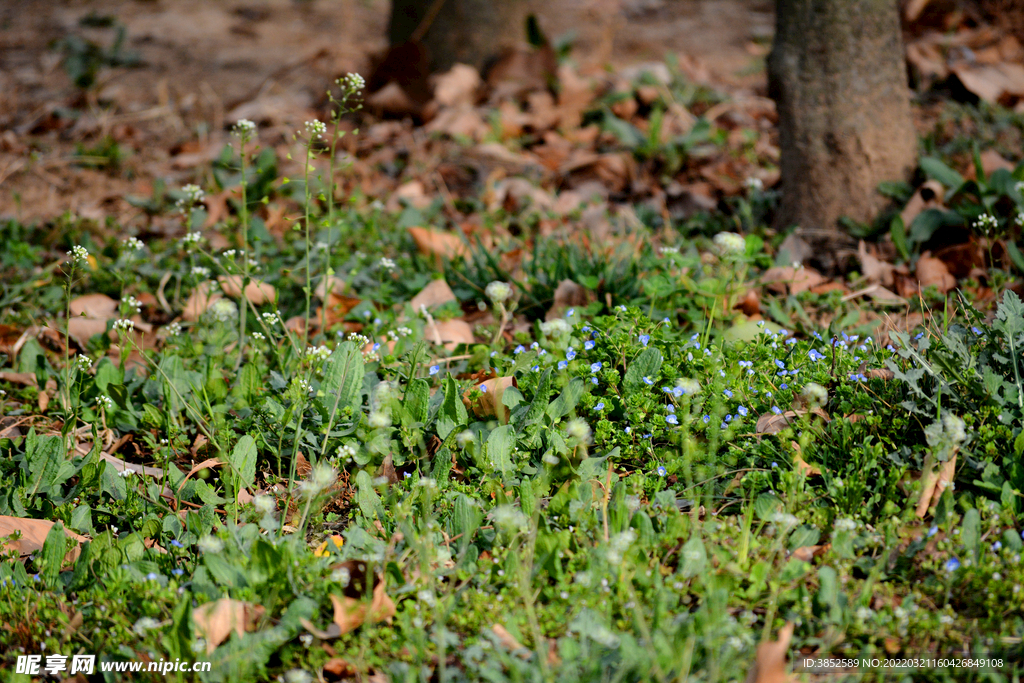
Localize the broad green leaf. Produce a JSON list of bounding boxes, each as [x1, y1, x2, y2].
[[40, 523, 68, 585], [487, 425, 516, 480], [920, 156, 964, 190], [547, 378, 585, 420], [321, 342, 364, 413], [890, 214, 909, 261], [404, 378, 430, 424], [909, 208, 961, 243], [228, 435, 257, 491], [623, 347, 663, 392], [962, 507, 981, 560], [437, 375, 468, 440], [355, 470, 383, 521]]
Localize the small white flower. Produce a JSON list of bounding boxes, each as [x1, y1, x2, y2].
[[197, 535, 224, 554], [540, 318, 570, 338], [331, 566, 351, 586], [335, 443, 357, 461], [251, 331, 265, 341], [659, 246, 679, 255], [123, 296, 142, 315], [122, 237, 144, 252], [113, 319, 135, 333], [208, 299, 238, 322], [801, 382, 828, 408], [191, 266, 210, 278], [298, 633, 313, 648], [283, 669, 312, 683], [261, 311, 281, 326], [834, 518, 857, 532], [300, 464, 337, 496], [771, 511, 799, 528], [254, 495, 275, 514], [292, 378, 312, 395], [69, 245, 89, 264], [744, 177, 764, 192], [368, 410, 391, 429], [855, 606, 876, 620], [180, 231, 203, 250], [566, 418, 591, 443], [165, 321, 183, 337], [133, 617, 161, 636], [485, 281, 513, 303], [339, 72, 365, 93], [97, 395, 114, 410], [713, 232, 746, 256], [118, 468, 135, 478], [972, 213, 999, 234], [306, 345, 331, 362], [232, 118, 256, 141], [378, 257, 396, 272], [74, 354, 93, 372], [304, 119, 327, 140]]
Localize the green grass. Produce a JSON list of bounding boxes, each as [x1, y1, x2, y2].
[[2, 96, 1024, 683]]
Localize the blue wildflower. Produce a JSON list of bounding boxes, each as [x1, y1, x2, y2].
[[558, 361, 568, 370], [429, 365, 440, 375], [666, 404, 675, 413], [666, 414, 678, 425], [590, 362, 602, 373], [514, 345, 525, 354], [725, 414, 733, 422], [639, 334, 650, 347], [170, 539, 184, 548], [771, 406, 782, 414], [780, 383, 788, 390], [595, 402, 605, 411], [585, 340, 595, 350], [723, 389, 733, 398], [775, 359, 786, 369], [591, 377, 599, 385], [532, 365, 541, 372], [944, 557, 961, 572], [642, 376, 654, 386], [566, 347, 576, 360], [786, 338, 797, 345], [771, 462, 778, 468], [480, 384, 488, 393], [993, 541, 1003, 552], [567, 308, 575, 318], [972, 327, 982, 335], [737, 406, 748, 417], [147, 572, 159, 581], [656, 466, 667, 476], [928, 526, 938, 537], [739, 360, 753, 368], [624, 426, 631, 434], [702, 415, 710, 423], [172, 568, 184, 576], [808, 349, 825, 361]]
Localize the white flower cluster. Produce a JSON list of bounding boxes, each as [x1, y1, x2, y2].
[[973, 213, 999, 235], [209, 299, 237, 322], [113, 319, 135, 333], [304, 119, 327, 140], [180, 231, 202, 250], [191, 266, 210, 278], [251, 331, 265, 341], [122, 236, 144, 252], [347, 333, 371, 347], [335, 443, 357, 461], [800, 382, 828, 408], [659, 246, 679, 255], [197, 535, 224, 554], [540, 318, 570, 338], [165, 321, 183, 337], [176, 184, 205, 213], [378, 256, 396, 272], [97, 395, 114, 410], [74, 354, 93, 372], [339, 72, 365, 94], [300, 463, 337, 496], [566, 418, 591, 443], [744, 176, 764, 192], [387, 326, 412, 341], [485, 280, 512, 303], [306, 345, 331, 362], [834, 518, 858, 532], [70, 245, 89, 264], [713, 232, 746, 256], [232, 118, 256, 141], [293, 377, 312, 395], [123, 296, 142, 315], [261, 311, 281, 326]]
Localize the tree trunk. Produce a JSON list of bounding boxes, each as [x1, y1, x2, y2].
[[768, 0, 916, 269], [389, 0, 532, 74]]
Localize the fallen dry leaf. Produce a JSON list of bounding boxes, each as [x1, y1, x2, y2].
[[915, 253, 956, 293], [408, 226, 470, 265], [916, 453, 957, 518], [182, 281, 222, 322], [192, 598, 264, 654], [761, 266, 825, 295], [744, 621, 794, 683], [463, 376, 518, 424], [0, 371, 38, 387], [0, 516, 89, 565], [427, 319, 475, 351], [431, 63, 481, 109], [545, 279, 594, 321], [858, 240, 895, 286], [790, 545, 824, 562], [409, 279, 457, 312], [218, 276, 277, 306], [67, 318, 110, 347], [69, 293, 118, 319], [330, 581, 396, 635], [491, 624, 530, 659]]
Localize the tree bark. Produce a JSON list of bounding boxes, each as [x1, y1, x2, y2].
[[389, 0, 532, 74], [768, 0, 916, 269]]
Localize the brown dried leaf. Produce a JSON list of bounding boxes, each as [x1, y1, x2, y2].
[[0, 371, 38, 387], [899, 180, 944, 227], [858, 240, 894, 286], [182, 282, 222, 322], [192, 598, 264, 654], [491, 624, 530, 659], [790, 545, 823, 562], [428, 319, 475, 350], [431, 63, 481, 109], [408, 226, 470, 265], [744, 621, 794, 683], [462, 376, 518, 425], [0, 516, 89, 565], [330, 581, 396, 635], [916, 254, 956, 293], [545, 279, 595, 321], [409, 279, 457, 312], [217, 276, 277, 306], [951, 61, 1024, 104], [70, 293, 118, 320], [760, 266, 825, 295], [916, 453, 957, 518]]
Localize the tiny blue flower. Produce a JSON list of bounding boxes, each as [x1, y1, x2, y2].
[[567, 308, 575, 317], [591, 377, 599, 385], [993, 541, 1003, 552], [808, 349, 825, 361], [702, 415, 710, 424], [566, 348, 576, 361], [374, 318, 382, 325], [656, 466, 667, 476], [558, 361, 568, 370], [765, 391, 772, 397], [624, 426, 631, 434], [666, 404, 675, 413], [725, 414, 733, 422], [618, 305, 627, 312], [771, 406, 782, 414], [590, 362, 602, 373], [928, 526, 938, 537], [480, 384, 488, 393], [170, 539, 184, 548], [595, 402, 605, 410], [720, 422, 728, 429], [771, 462, 778, 468], [33, 574, 40, 582], [490, 351, 498, 357], [147, 572, 159, 581], [775, 359, 786, 370], [780, 383, 788, 390], [429, 365, 440, 375], [739, 360, 753, 368], [723, 389, 733, 398], [972, 327, 982, 335], [585, 340, 595, 350], [514, 345, 525, 354], [944, 557, 961, 572], [532, 365, 541, 372], [666, 414, 678, 425], [786, 338, 797, 345], [662, 318, 671, 324], [643, 434, 651, 438], [737, 406, 748, 417], [530, 342, 540, 350], [639, 334, 650, 347], [915, 332, 924, 340], [172, 568, 184, 576], [642, 376, 654, 386]]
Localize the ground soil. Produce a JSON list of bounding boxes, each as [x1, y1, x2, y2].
[[0, 0, 773, 226]]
